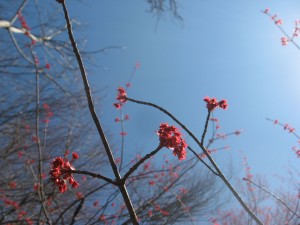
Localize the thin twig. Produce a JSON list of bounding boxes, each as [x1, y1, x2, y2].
[[123, 146, 162, 181], [53, 183, 110, 225], [70, 198, 84, 225], [187, 146, 219, 176], [29, 45, 52, 224], [201, 111, 211, 144], [243, 178, 300, 218], [118, 108, 126, 172], [8, 30, 33, 64], [65, 169, 116, 185], [266, 117, 300, 140], [169, 189, 195, 225], [57, 1, 138, 224]]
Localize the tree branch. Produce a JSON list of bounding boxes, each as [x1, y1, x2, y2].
[[57, 1, 139, 224]]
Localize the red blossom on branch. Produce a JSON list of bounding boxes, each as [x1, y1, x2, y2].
[[64, 149, 70, 156], [218, 99, 228, 109], [18, 151, 23, 158], [149, 180, 155, 186], [135, 62, 141, 69], [45, 63, 50, 70], [275, 19, 283, 25], [49, 155, 79, 193], [204, 96, 228, 111], [32, 136, 38, 143], [114, 103, 121, 109], [72, 152, 79, 160], [8, 181, 17, 189], [114, 87, 127, 109], [99, 214, 106, 221], [157, 123, 187, 160], [263, 8, 270, 14], [281, 37, 288, 46], [120, 132, 127, 136], [93, 201, 99, 207], [76, 192, 84, 199], [17, 12, 31, 35], [234, 130, 243, 135], [116, 87, 127, 102], [42, 103, 54, 124]]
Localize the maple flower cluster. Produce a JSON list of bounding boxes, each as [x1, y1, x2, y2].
[[114, 87, 127, 109], [157, 123, 187, 160], [203, 96, 228, 111], [50, 153, 79, 193]]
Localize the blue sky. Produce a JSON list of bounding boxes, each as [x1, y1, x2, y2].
[[68, 0, 300, 202]]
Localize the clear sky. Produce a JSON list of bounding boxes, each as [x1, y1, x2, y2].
[[69, 0, 300, 209]]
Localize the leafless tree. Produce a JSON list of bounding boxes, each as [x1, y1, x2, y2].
[[0, 1, 226, 225]]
